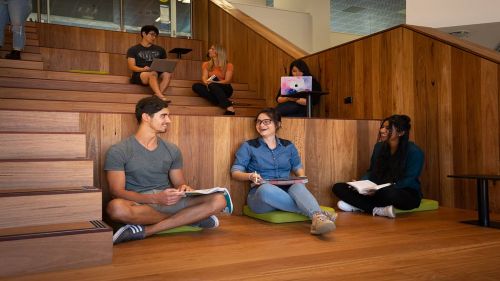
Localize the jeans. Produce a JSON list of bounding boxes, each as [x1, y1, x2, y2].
[[0, 0, 32, 50], [247, 183, 321, 218]]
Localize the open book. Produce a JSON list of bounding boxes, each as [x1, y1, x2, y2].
[[261, 176, 308, 186], [184, 187, 233, 214], [347, 180, 392, 195]]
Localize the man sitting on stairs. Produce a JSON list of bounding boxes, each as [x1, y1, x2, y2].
[[127, 25, 172, 101], [105, 96, 230, 244]]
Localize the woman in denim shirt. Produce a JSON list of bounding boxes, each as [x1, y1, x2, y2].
[[231, 108, 336, 235]]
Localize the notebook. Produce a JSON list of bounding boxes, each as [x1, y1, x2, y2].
[[150, 59, 178, 73], [280, 76, 312, 96]]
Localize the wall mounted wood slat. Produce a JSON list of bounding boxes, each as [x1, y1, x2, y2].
[[301, 26, 500, 212]]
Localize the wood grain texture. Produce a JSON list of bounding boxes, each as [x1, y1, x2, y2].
[[88, 114, 379, 215], [0, 224, 111, 277], [0, 110, 80, 132], [0, 133, 86, 159], [0, 160, 93, 190], [302, 25, 500, 212], [3, 210, 500, 280], [0, 191, 102, 228]]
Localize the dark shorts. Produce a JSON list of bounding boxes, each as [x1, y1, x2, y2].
[[130, 71, 165, 85]]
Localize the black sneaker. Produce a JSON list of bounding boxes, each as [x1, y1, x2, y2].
[[5, 50, 21, 60], [191, 215, 219, 229], [223, 110, 235, 115], [112, 224, 146, 244]]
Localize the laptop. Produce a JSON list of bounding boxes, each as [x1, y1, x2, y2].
[[280, 76, 312, 96], [150, 59, 178, 73]]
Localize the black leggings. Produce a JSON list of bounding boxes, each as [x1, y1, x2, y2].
[[275, 101, 307, 117], [332, 182, 421, 213], [192, 82, 233, 109]]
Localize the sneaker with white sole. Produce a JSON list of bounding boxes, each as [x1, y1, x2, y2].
[[113, 224, 146, 244], [310, 212, 336, 235], [222, 191, 233, 214], [191, 215, 219, 229], [337, 200, 363, 212], [372, 205, 396, 218]]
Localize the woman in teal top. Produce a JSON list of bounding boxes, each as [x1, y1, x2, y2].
[[332, 114, 424, 218]]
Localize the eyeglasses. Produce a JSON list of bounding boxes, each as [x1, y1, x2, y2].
[[255, 119, 273, 126], [147, 32, 158, 37]]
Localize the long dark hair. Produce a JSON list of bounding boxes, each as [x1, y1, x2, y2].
[[372, 114, 412, 184]]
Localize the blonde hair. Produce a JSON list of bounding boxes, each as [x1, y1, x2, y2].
[[207, 44, 228, 72]]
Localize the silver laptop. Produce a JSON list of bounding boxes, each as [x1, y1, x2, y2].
[[150, 59, 178, 73]]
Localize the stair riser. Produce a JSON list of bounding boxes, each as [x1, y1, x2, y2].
[[0, 192, 102, 228], [0, 161, 93, 190], [0, 110, 80, 132], [0, 133, 86, 159], [0, 230, 112, 277]]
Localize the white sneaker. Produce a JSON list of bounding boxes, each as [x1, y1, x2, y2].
[[372, 205, 396, 218], [337, 200, 362, 212]]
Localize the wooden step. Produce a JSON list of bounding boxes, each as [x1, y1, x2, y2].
[[0, 68, 250, 91], [3, 37, 39, 46], [4, 24, 37, 34], [0, 110, 80, 132], [0, 159, 93, 191], [0, 98, 228, 115], [0, 44, 40, 53], [0, 187, 101, 228], [0, 58, 43, 70], [0, 50, 42, 61], [0, 87, 264, 106], [0, 220, 112, 277], [0, 132, 86, 159]]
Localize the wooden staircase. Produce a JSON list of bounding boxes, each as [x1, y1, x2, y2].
[[0, 22, 265, 117], [0, 110, 112, 277]]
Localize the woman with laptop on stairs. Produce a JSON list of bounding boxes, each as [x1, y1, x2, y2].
[[275, 59, 321, 117], [192, 44, 235, 115]]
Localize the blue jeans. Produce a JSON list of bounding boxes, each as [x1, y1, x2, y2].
[[0, 0, 32, 50], [247, 183, 321, 218]]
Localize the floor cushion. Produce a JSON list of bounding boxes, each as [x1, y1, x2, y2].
[[243, 205, 335, 223]]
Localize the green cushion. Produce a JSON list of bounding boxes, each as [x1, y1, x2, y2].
[[395, 198, 439, 214], [154, 225, 202, 235], [243, 205, 335, 223], [69, 69, 110, 75]]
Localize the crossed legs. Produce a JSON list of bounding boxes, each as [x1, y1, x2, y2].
[[107, 193, 226, 237]]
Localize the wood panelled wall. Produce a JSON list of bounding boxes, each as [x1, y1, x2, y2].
[[36, 23, 204, 79], [302, 26, 500, 212], [192, 0, 306, 106], [80, 113, 379, 215]]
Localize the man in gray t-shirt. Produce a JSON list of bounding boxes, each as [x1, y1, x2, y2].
[[105, 97, 228, 244]]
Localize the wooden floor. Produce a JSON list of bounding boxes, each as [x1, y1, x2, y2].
[[4, 208, 500, 281]]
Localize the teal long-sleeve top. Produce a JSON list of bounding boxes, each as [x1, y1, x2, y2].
[[361, 141, 424, 193]]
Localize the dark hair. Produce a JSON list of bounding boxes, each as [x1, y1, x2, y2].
[[372, 114, 412, 184], [135, 96, 169, 123], [255, 108, 282, 130], [140, 25, 159, 37], [288, 59, 312, 76]]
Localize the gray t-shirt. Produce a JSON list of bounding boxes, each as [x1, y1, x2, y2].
[[104, 136, 183, 193]]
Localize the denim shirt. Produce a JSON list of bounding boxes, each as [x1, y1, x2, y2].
[[231, 137, 303, 179]]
